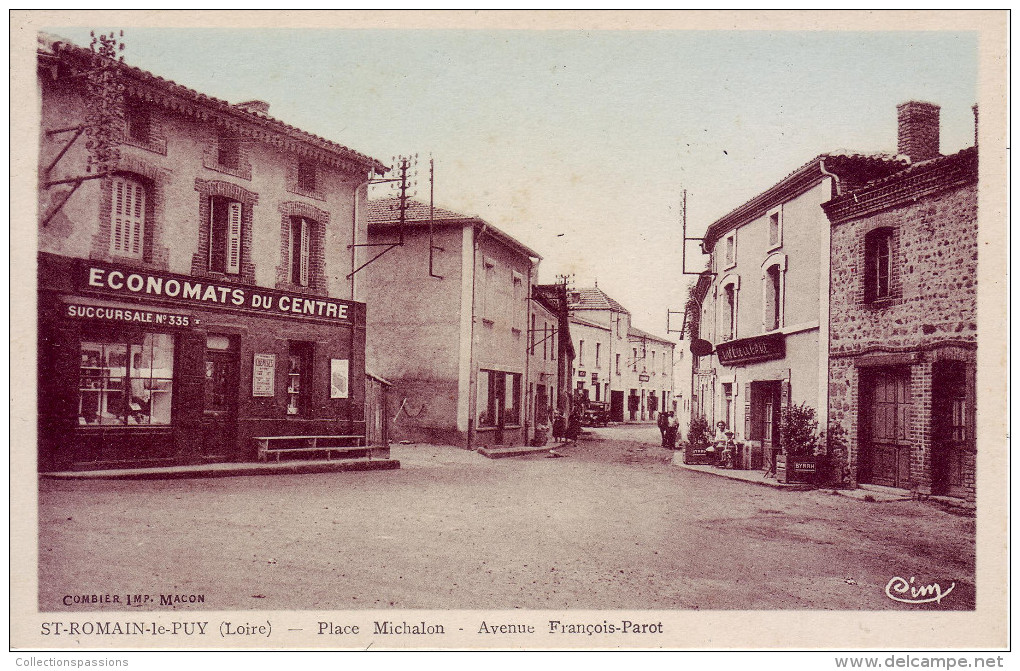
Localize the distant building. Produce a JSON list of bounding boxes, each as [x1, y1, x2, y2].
[[36, 35, 386, 470], [823, 102, 978, 500], [364, 198, 544, 448], [529, 283, 575, 442], [567, 286, 674, 422]]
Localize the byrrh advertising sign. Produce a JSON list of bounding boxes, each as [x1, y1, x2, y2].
[[715, 332, 785, 365], [76, 261, 356, 324]]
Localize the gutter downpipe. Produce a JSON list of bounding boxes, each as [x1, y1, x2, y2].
[[350, 172, 373, 437], [523, 259, 534, 446], [816, 158, 838, 435], [466, 223, 487, 451]]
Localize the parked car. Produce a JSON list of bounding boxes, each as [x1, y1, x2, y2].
[[582, 402, 610, 427]]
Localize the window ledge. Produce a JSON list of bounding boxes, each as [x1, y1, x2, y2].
[[122, 135, 167, 156], [287, 183, 326, 202], [203, 155, 252, 181]]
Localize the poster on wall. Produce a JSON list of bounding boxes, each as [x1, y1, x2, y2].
[[252, 353, 276, 397], [330, 358, 349, 399]]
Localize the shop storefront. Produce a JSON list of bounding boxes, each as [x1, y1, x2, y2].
[[38, 253, 366, 471]]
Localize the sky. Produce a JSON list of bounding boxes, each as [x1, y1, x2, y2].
[[48, 25, 979, 339]]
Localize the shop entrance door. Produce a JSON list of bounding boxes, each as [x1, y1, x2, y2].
[[203, 343, 238, 460], [749, 381, 782, 474], [931, 361, 968, 497], [610, 390, 624, 422], [861, 368, 912, 488]]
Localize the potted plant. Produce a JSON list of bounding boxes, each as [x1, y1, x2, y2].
[[777, 402, 821, 484], [683, 416, 712, 465]]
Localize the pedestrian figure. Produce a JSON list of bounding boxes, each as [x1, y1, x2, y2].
[[552, 411, 566, 443], [657, 411, 669, 447], [566, 406, 582, 443], [665, 411, 679, 449]]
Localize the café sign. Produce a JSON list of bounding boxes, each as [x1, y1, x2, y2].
[[716, 332, 785, 365], [77, 261, 355, 324]]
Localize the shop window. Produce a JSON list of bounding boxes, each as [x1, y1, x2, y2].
[[476, 370, 521, 428], [297, 160, 318, 192], [865, 227, 895, 302], [79, 334, 174, 426], [218, 132, 241, 170], [110, 175, 146, 259], [287, 342, 312, 416], [289, 216, 314, 286], [209, 196, 243, 274], [722, 383, 733, 431]]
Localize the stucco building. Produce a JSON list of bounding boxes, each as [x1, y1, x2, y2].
[[687, 141, 905, 470], [36, 35, 386, 470], [363, 198, 549, 448], [823, 103, 978, 500]]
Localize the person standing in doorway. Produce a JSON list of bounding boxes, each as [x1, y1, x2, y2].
[[657, 411, 669, 447]]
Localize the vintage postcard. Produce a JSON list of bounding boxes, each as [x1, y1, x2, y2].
[[10, 9, 1009, 655]]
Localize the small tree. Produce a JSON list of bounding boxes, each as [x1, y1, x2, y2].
[[779, 402, 820, 457]]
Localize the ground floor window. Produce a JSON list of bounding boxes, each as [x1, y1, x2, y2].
[[477, 370, 522, 427], [287, 342, 313, 415], [79, 333, 174, 426]]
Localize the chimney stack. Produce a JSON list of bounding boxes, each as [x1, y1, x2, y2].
[[897, 101, 941, 162]]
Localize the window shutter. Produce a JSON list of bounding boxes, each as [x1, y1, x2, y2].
[[743, 383, 751, 438], [299, 218, 310, 286], [111, 177, 145, 257], [226, 201, 242, 274]]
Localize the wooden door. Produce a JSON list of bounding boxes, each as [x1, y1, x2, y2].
[[202, 348, 238, 460], [931, 362, 969, 497], [861, 368, 912, 488]]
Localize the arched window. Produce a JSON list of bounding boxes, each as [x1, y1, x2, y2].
[[719, 274, 740, 341], [865, 227, 895, 302], [110, 175, 146, 258]]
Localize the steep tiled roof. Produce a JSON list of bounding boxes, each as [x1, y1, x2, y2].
[[38, 33, 385, 174], [567, 287, 630, 314], [823, 146, 978, 224], [628, 326, 675, 346], [367, 198, 542, 260]]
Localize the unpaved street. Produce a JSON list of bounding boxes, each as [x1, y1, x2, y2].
[[39, 427, 974, 611]]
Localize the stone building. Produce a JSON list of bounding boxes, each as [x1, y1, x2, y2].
[[36, 34, 386, 470], [363, 198, 545, 448], [823, 102, 978, 500], [626, 327, 676, 422]]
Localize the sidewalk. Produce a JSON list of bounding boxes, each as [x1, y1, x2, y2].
[[671, 453, 975, 512], [40, 454, 399, 480]]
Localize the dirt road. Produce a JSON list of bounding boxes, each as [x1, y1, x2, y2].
[[38, 428, 974, 611]]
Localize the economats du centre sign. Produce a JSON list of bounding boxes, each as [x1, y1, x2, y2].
[[78, 262, 355, 324]]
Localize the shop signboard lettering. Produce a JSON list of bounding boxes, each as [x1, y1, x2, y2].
[[78, 261, 355, 324], [66, 303, 193, 327], [716, 333, 786, 365], [252, 354, 276, 397]]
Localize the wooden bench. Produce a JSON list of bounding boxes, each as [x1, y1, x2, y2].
[[254, 435, 367, 463]]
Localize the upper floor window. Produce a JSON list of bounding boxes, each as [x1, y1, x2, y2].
[[110, 175, 146, 258], [723, 231, 737, 269], [865, 228, 895, 302], [530, 314, 536, 355], [724, 284, 737, 340], [209, 196, 243, 274], [616, 353, 621, 375], [632, 348, 638, 372], [651, 350, 656, 372], [595, 342, 601, 368], [481, 257, 496, 323], [126, 105, 151, 144], [297, 160, 318, 192], [767, 206, 783, 250], [289, 217, 313, 286], [764, 264, 782, 331], [578, 339, 585, 366], [218, 132, 241, 170]]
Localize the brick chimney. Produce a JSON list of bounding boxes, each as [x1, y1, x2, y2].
[[897, 101, 941, 162]]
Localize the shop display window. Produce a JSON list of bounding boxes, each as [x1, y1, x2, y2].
[[287, 342, 312, 416], [79, 333, 174, 426]]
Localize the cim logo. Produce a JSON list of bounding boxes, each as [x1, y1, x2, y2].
[[884, 576, 956, 605]]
